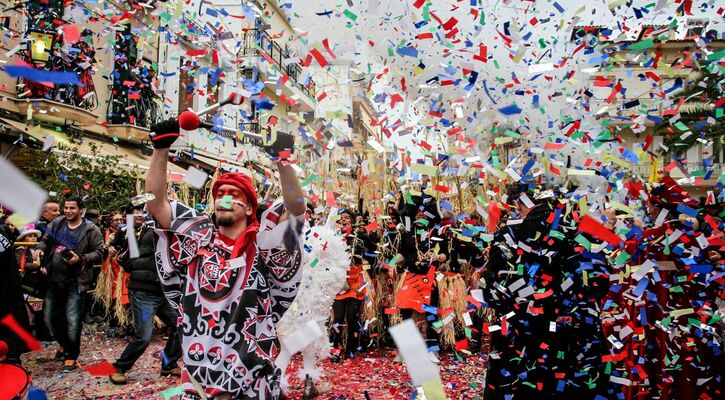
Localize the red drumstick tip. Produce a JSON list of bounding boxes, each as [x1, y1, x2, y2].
[[179, 110, 201, 130]]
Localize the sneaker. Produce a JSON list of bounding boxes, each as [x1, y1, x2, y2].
[[160, 366, 181, 377], [428, 352, 439, 364], [62, 359, 79, 372], [109, 370, 128, 385]]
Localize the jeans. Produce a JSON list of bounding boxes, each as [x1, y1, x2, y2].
[[113, 290, 182, 372], [44, 281, 85, 360]]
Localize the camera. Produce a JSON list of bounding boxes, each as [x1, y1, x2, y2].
[[61, 248, 73, 261]]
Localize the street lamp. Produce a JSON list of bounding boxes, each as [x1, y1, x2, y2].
[[28, 30, 55, 65]]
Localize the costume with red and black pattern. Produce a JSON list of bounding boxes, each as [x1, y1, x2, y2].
[[152, 199, 303, 399]]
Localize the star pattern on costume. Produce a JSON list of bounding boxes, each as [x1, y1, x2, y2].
[[241, 296, 278, 360], [199, 252, 231, 293]]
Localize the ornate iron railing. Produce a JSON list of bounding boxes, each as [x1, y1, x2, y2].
[[240, 29, 316, 99], [106, 85, 160, 129]]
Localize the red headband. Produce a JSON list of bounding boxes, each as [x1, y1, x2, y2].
[[212, 172, 258, 222]]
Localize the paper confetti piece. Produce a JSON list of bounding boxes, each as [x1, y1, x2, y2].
[[498, 104, 521, 115], [126, 214, 140, 259], [161, 386, 183, 400], [2, 66, 81, 85], [0, 314, 41, 351], [0, 157, 47, 222], [83, 360, 116, 376], [183, 166, 209, 189], [579, 215, 622, 246], [389, 319, 441, 386]]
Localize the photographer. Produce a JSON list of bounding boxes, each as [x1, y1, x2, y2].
[[33, 196, 104, 371]]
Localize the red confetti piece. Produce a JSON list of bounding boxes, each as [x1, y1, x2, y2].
[[579, 215, 622, 246], [0, 314, 41, 351], [83, 360, 117, 376]]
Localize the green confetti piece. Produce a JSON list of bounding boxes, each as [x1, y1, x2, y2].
[[574, 234, 592, 250], [162, 385, 183, 400], [504, 129, 520, 139], [309, 258, 319, 269], [707, 48, 725, 61], [614, 251, 631, 265], [414, 218, 429, 227], [674, 121, 689, 131], [219, 195, 233, 209]]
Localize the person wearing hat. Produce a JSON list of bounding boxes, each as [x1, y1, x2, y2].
[[144, 118, 305, 399], [14, 225, 46, 339], [108, 204, 182, 385]]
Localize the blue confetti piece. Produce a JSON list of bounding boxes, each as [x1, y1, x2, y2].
[[553, 1, 565, 12], [676, 203, 698, 218], [690, 264, 714, 274], [421, 304, 438, 314], [28, 387, 48, 400], [3, 66, 81, 85], [498, 103, 522, 115], [632, 277, 649, 298], [397, 46, 419, 58]]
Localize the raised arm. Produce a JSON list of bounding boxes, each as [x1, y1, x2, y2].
[[145, 148, 172, 229], [265, 131, 305, 217], [277, 163, 305, 217], [144, 119, 180, 230]]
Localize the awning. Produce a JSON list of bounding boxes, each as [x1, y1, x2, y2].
[[1, 118, 72, 146], [1, 118, 189, 176]]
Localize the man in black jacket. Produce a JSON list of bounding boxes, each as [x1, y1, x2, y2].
[[481, 185, 612, 399], [109, 205, 182, 385], [34, 196, 104, 371]]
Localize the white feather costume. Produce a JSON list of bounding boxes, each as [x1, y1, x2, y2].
[[276, 223, 350, 384]]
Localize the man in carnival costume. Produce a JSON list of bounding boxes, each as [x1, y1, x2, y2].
[[144, 118, 305, 399]]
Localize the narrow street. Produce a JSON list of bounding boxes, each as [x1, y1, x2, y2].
[[22, 324, 486, 399]]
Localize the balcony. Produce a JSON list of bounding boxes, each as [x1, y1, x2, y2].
[[14, 40, 98, 126], [105, 85, 161, 143], [202, 120, 262, 146], [240, 29, 317, 100], [625, 160, 722, 182]]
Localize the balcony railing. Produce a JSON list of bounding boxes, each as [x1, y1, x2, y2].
[[106, 85, 160, 129], [240, 29, 316, 99], [16, 48, 97, 111], [627, 161, 722, 178], [206, 121, 262, 146]]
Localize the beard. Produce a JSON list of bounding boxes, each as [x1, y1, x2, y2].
[[216, 212, 235, 227]]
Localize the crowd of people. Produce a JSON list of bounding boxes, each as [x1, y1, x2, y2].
[[0, 119, 723, 399]]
